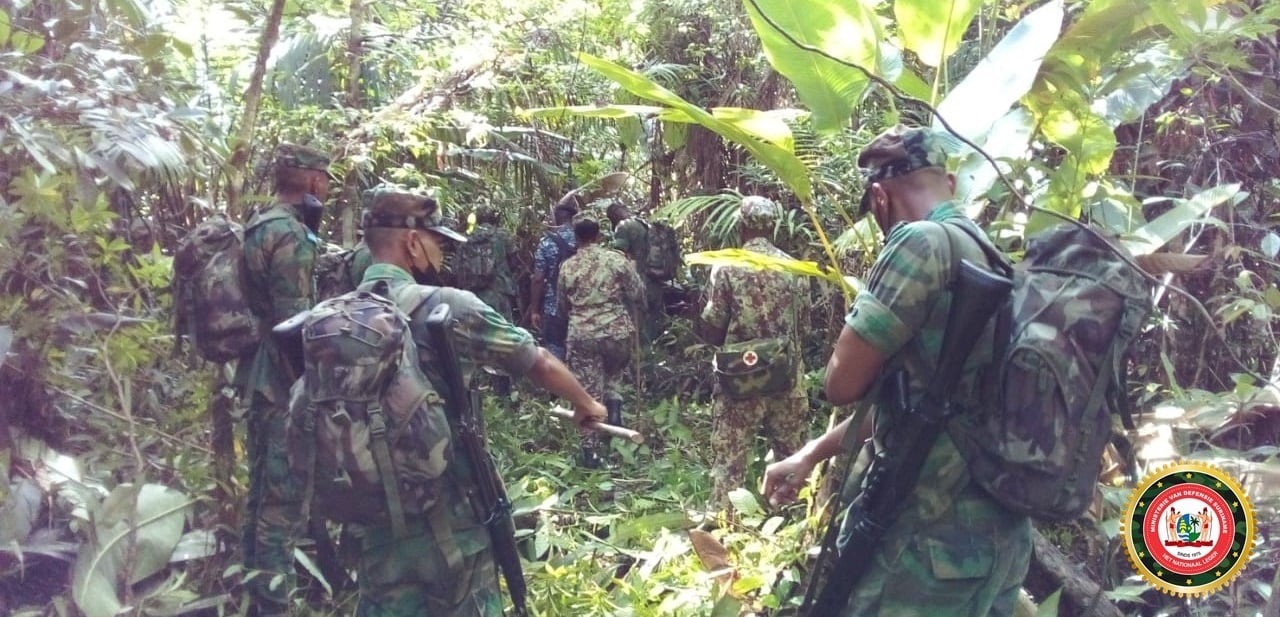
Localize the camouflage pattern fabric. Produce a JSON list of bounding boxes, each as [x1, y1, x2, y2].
[[610, 217, 649, 265], [172, 215, 260, 363], [457, 223, 516, 319], [357, 517, 501, 617], [353, 262, 540, 617], [857, 125, 950, 215], [274, 143, 330, 172], [287, 289, 453, 527], [348, 242, 372, 285], [243, 394, 305, 617], [840, 201, 1032, 615], [700, 234, 808, 508], [236, 201, 318, 615], [557, 244, 644, 342], [566, 335, 630, 450], [710, 394, 807, 509], [947, 223, 1150, 521], [533, 226, 577, 359]]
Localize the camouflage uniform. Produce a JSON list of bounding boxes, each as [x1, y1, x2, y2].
[[557, 221, 644, 451], [348, 240, 373, 286], [459, 221, 517, 320], [236, 144, 329, 616], [611, 215, 664, 341], [837, 127, 1031, 617], [699, 197, 809, 509], [354, 189, 536, 617], [532, 225, 577, 359]]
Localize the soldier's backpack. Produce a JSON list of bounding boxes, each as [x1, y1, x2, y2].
[[945, 223, 1151, 522], [172, 214, 260, 363], [645, 221, 680, 282], [454, 227, 498, 291], [314, 245, 358, 301], [286, 282, 453, 537]]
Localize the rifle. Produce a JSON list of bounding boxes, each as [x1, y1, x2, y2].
[[806, 259, 1011, 616], [272, 309, 310, 380], [424, 303, 530, 617]]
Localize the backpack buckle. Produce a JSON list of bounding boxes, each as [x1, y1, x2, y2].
[[368, 405, 388, 438], [330, 401, 352, 426]]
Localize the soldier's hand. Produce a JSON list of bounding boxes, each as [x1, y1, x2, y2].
[[573, 400, 607, 428], [763, 456, 815, 507]]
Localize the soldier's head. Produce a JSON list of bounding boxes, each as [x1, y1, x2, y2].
[[474, 204, 500, 226], [273, 143, 331, 201], [857, 126, 955, 234], [553, 202, 577, 226], [739, 195, 781, 242], [606, 200, 632, 228], [572, 212, 602, 246], [361, 184, 467, 280]]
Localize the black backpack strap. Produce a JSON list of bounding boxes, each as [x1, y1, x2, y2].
[[547, 230, 573, 257]]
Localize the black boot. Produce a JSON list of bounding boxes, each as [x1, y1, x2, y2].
[[606, 398, 623, 429]]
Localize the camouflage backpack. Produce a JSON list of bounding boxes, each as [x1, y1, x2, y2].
[[645, 221, 680, 282], [946, 223, 1151, 522], [286, 282, 453, 536], [454, 227, 498, 291], [172, 214, 260, 363], [314, 245, 358, 301]]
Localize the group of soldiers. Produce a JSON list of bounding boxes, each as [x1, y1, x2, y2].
[[231, 123, 1033, 617]]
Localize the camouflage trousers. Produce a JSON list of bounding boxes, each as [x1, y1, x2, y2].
[[710, 392, 808, 509], [837, 486, 1033, 617], [243, 396, 304, 616], [567, 334, 632, 449], [357, 518, 501, 617]]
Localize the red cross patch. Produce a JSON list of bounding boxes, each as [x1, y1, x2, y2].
[[742, 350, 759, 366]]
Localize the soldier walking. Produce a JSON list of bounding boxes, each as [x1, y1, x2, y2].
[[697, 196, 810, 510]]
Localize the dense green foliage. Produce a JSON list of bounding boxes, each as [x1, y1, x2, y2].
[[3, 0, 1280, 615]]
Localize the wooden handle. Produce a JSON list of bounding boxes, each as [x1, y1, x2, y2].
[[550, 407, 645, 444]]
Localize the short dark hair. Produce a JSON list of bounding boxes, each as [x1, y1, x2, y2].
[[554, 204, 577, 225], [573, 218, 600, 243]]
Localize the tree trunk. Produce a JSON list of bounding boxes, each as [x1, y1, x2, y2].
[[225, 0, 288, 219], [1024, 527, 1124, 617], [339, 0, 365, 247]]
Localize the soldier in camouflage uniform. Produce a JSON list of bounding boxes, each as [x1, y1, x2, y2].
[[236, 143, 330, 617], [697, 196, 810, 509], [606, 201, 664, 342], [354, 186, 606, 617], [557, 211, 645, 467], [763, 127, 1032, 617], [458, 205, 517, 320]]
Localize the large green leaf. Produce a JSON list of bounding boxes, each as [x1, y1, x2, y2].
[[522, 105, 806, 151], [954, 108, 1035, 207], [933, 0, 1063, 143], [1041, 103, 1116, 176], [896, 0, 986, 67], [1122, 184, 1245, 256], [686, 248, 855, 295], [743, 0, 885, 134], [576, 54, 812, 199], [71, 484, 193, 617]]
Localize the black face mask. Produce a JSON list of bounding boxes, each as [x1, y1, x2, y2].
[[301, 194, 324, 234]]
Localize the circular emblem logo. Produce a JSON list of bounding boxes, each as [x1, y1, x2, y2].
[[742, 350, 759, 367], [1122, 461, 1255, 597]]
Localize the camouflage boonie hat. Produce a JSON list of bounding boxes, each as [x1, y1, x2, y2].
[[740, 195, 781, 230], [274, 143, 331, 172], [361, 185, 467, 243], [857, 126, 948, 213]]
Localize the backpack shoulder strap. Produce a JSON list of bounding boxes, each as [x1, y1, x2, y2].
[[244, 205, 295, 233], [547, 230, 573, 256]]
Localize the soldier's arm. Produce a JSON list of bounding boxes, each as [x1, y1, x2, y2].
[[623, 260, 644, 318], [263, 221, 317, 321], [827, 222, 948, 404], [695, 266, 730, 346]]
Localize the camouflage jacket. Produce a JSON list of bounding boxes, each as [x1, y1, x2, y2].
[[461, 223, 517, 298], [533, 226, 576, 316], [557, 244, 644, 341], [237, 202, 318, 404], [360, 262, 541, 553], [347, 241, 372, 286], [610, 217, 649, 268], [844, 201, 1004, 526]]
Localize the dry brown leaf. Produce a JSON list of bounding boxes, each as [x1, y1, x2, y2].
[[1133, 253, 1209, 276], [688, 529, 732, 572]]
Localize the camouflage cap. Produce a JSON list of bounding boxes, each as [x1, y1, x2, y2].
[[740, 195, 781, 230], [274, 143, 331, 172], [857, 126, 948, 213], [361, 184, 467, 243]]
